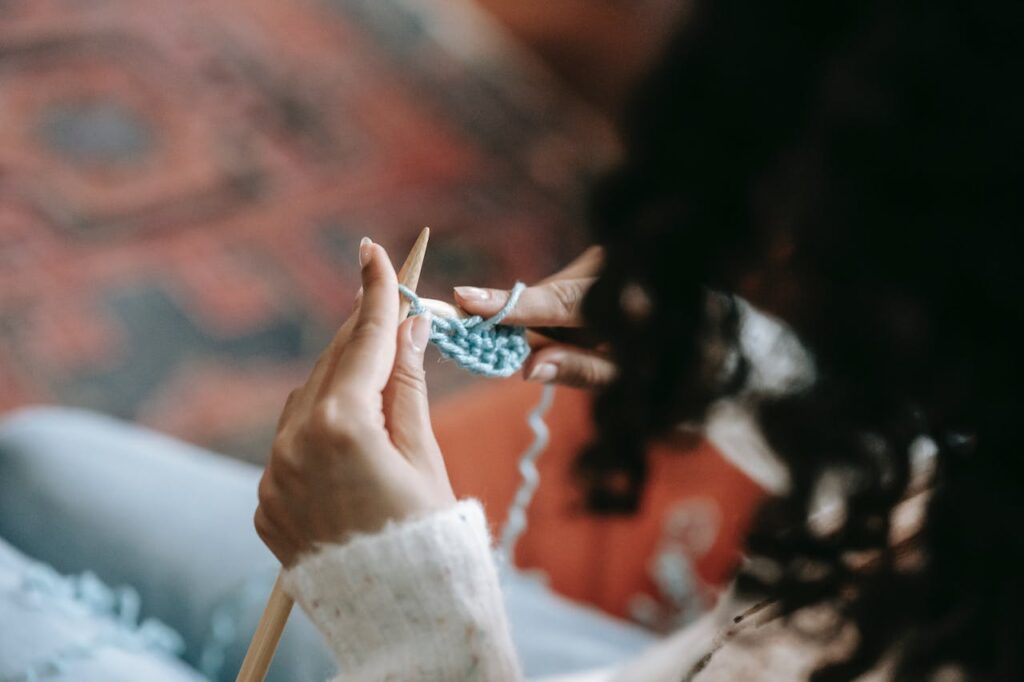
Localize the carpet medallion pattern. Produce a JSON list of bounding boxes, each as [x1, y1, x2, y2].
[[0, 0, 604, 460]]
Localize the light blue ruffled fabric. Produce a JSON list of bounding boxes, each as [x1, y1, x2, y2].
[[0, 407, 656, 681], [0, 544, 188, 682]]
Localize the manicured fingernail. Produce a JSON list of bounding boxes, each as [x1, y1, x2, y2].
[[358, 237, 372, 269], [453, 286, 490, 302], [526, 362, 557, 383], [410, 312, 432, 353]]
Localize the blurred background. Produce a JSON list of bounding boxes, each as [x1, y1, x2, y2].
[[0, 0, 689, 462], [0, 5, 779, 680]]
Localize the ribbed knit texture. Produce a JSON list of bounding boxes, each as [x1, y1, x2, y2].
[[282, 500, 522, 681], [280, 499, 899, 682]]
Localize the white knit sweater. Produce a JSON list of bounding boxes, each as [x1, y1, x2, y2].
[[282, 501, 521, 681], [282, 497, 896, 682]]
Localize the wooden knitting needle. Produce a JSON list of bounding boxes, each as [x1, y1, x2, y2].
[[236, 227, 431, 682], [398, 227, 430, 320], [418, 297, 469, 320]]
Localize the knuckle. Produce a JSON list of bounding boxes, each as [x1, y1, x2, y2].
[[309, 397, 341, 433], [257, 472, 274, 504], [269, 438, 305, 484], [390, 362, 427, 393], [269, 450, 303, 490], [276, 388, 303, 430], [270, 429, 293, 460], [560, 362, 591, 388], [563, 356, 611, 389], [283, 388, 301, 411], [548, 280, 584, 317], [590, 360, 616, 386], [308, 401, 335, 437], [351, 317, 387, 343], [308, 399, 361, 446], [253, 507, 274, 542], [580, 360, 603, 387]]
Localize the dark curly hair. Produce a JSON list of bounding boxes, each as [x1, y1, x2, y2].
[[576, 1, 1023, 680]]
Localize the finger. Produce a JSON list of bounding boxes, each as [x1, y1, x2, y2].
[[539, 246, 603, 284], [328, 242, 400, 397], [528, 325, 605, 349], [525, 329, 559, 350], [522, 345, 617, 389], [286, 287, 364, 419], [453, 277, 594, 327], [307, 314, 359, 388], [524, 328, 604, 351], [308, 288, 363, 381], [254, 505, 300, 567], [383, 314, 440, 458], [275, 388, 302, 430]]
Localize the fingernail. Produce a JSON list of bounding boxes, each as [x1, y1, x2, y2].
[[453, 286, 490, 303], [410, 312, 432, 353], [358, 237, 372, 269], [526, 362, 557, 383]]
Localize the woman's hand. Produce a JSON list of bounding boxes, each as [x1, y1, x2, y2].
[[453, 246, 617, 389], [255, 239, 455, 567]]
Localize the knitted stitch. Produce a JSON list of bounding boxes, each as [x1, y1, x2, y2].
[[399, 283, 530, 378], [282, 500, 522, 682]]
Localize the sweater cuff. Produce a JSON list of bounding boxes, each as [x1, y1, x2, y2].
[[282, 499, 521, 681]]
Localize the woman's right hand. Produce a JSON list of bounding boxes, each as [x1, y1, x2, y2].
[[453, 246, 617, 389]]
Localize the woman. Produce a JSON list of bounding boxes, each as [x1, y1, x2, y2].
[[255, 1, 1023, 680]]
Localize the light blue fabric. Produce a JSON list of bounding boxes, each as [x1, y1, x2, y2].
[[0, 407, 655, 681], [0, 407, 332, 682], [0, 537, 201, 682]]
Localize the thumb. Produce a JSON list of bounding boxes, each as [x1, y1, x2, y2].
[[384, 313, 439, 458]]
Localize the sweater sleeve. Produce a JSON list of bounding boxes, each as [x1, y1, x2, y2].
[[281, 499, 523, 682]]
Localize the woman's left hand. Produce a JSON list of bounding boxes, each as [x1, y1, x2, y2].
[[255, 238, 456, 567]]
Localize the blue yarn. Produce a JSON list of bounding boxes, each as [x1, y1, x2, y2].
[[399, 282, 531, 378], [497, 383, 554, 563]]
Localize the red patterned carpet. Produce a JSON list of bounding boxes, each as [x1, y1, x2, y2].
[[0, 0, 606, 461]]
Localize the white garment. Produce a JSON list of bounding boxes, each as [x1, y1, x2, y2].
[[280, 302, 892, 681], [282, 501, 521, 682], [283, 498, 892, 682]]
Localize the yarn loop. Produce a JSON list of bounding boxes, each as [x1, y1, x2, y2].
[[399, 282, 531, 377]]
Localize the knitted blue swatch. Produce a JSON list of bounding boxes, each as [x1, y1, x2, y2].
[[398, 282, 530, 378]]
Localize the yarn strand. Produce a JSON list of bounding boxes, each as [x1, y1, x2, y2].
[[399, 282, 552, 564], [498, 383, 555, 563]]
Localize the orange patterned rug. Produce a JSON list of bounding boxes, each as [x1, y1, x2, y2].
[[0, 0, 607, 461]]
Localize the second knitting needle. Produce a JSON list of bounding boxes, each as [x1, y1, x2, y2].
[[236, 227, 431, 682]]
